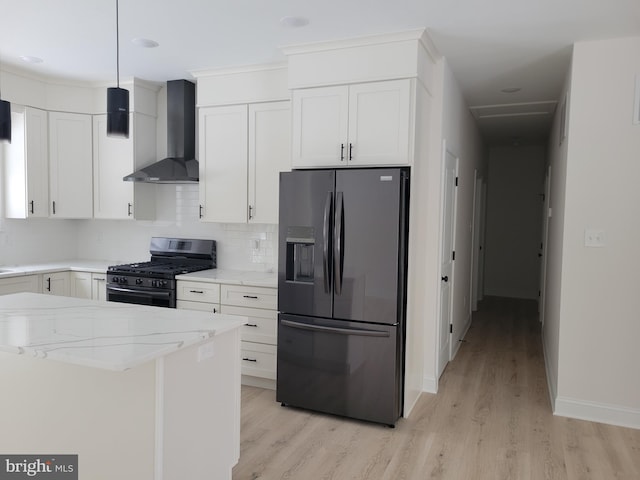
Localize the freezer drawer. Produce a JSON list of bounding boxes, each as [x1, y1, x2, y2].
[[276, 313, 402, 426]]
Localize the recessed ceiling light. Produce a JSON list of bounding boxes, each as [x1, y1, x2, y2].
[[132, 38, 159, 48], [20, 55, 43, 64], [501, 87, 522, 94], [280, 16, 309, 28]]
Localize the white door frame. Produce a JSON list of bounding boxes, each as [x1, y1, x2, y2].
[[470, 170, 483, 312], [437, 141, 459, 376], [539, 165, 552, 325]]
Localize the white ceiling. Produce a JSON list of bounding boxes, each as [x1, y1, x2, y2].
[[1, 0, 639, 144]]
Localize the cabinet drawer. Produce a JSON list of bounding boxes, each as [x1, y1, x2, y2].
[[176, 281, 220, 303], [220, 284, 277, 310], [220, 305, 277, 345], [176, 300, 220, 313], [240, 342, 276, 380]]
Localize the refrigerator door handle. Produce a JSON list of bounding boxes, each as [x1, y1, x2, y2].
[[322, 192, 333, 294], [281, 319, 390, 337], [334, 191, 344, 295]]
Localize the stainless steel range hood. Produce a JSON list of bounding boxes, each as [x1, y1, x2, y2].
[[124, 79, 198, 183]]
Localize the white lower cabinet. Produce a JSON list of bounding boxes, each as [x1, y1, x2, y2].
[[69, 271, 93, 299], [176, 280, 221, 312], [177, 280, 278, 385], [91, 273, 107, 301], [41, 272, 70, 296], [219, 284, 277, 383], [0, 275, 40, 295]]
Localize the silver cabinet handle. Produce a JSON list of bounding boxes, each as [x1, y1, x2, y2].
[[190, 290, 204, 294], [244, 323, 258, 328], [127, 203, 132, 216], [242, 357, 257, 362], [243, 295, 258, 299]]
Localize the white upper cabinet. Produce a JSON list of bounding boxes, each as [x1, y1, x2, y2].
[[48, 111, 93, 218], [4, 106, 49, 218], [199, 101, 290, 224], [199, 104, 249, 223], [93, 113, 156, 220], [292, 79, 413, 168], [291, 86, 349, 168], [248, 101, 291, 224]]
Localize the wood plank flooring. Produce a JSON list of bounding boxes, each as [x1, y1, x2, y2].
[[233, 297, 640, 479]]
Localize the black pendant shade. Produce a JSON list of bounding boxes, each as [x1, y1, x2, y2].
[[107, 87, 129, 138], [0, 98, 11, 143]]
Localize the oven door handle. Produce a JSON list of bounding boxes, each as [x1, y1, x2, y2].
[[107, 286, 173, 297]]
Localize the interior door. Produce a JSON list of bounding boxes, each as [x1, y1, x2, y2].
[[278, 170, 335, 318], [333, 168, 407, 324], [438, 148, 458, 377]]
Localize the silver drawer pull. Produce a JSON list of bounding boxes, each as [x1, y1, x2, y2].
[[242, 357, 257, 362], [190, 290, 204, 294], [243, 295, 258, 299], [244, 323, 258, 328]]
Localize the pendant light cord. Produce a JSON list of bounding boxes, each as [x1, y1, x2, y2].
[[116, 0, 120, 88]]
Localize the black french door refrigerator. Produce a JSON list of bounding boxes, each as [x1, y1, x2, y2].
[[277, 167, 409, 426]]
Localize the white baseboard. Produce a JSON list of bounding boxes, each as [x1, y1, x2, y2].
[[422, 375, 437, 394], [542, 337, 639, 429], [554, 396, 640, 430]]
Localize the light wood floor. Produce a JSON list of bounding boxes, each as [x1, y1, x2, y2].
[[233, 297, 640, 479]]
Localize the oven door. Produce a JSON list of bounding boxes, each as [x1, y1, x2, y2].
[[106, 285, 175, 308]]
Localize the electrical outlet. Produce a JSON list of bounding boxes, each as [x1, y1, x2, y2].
[[584, 229, 605, 247]]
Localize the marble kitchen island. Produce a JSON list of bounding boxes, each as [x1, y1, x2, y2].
[[0, 293, 245, 480]]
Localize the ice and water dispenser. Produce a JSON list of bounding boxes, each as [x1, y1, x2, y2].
[[285, 226, 315, 284]]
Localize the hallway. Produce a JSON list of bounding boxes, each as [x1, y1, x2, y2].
[[233, 297, 640, 479]]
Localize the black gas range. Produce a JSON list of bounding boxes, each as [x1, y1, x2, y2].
[[107, 237, 216, 308]]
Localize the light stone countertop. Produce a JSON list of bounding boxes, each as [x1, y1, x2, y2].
[[0, 262, 277, 288], [0, 292, 245, 371], [0, 260, 116, 278], [176, 269, 278, 288]]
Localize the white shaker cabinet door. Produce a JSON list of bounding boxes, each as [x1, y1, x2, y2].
[[248, 101, 291, 224], [199, 105, 248, 223], [4, 106, 49, 219], [347, 79, 412, 166], [48, 111, 93, 218], [93, 114, 134, 219], [291, 86, 349, 168]]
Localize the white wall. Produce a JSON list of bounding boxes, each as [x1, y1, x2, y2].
[[542, 62, 572, 410], [421, 59, 484, 389], [548, 37, 640, 428], [484, 145, 545, 299]]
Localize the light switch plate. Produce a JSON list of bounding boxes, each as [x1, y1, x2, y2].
[[584, 229, 605, 247]]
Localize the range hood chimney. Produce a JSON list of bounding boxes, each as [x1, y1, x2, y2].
[[123, 79, 198, 183]]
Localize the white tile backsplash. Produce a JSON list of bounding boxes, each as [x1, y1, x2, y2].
[[0, 185, 278, 271]]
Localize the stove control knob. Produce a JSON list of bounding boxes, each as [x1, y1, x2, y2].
[[151, 280, 157, 288], [136, 278, 143, 285], [121, 277, 128, 285]]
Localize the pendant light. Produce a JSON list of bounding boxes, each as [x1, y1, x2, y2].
[[107, 0, 129, 138], [0, 63, 11, 143]]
